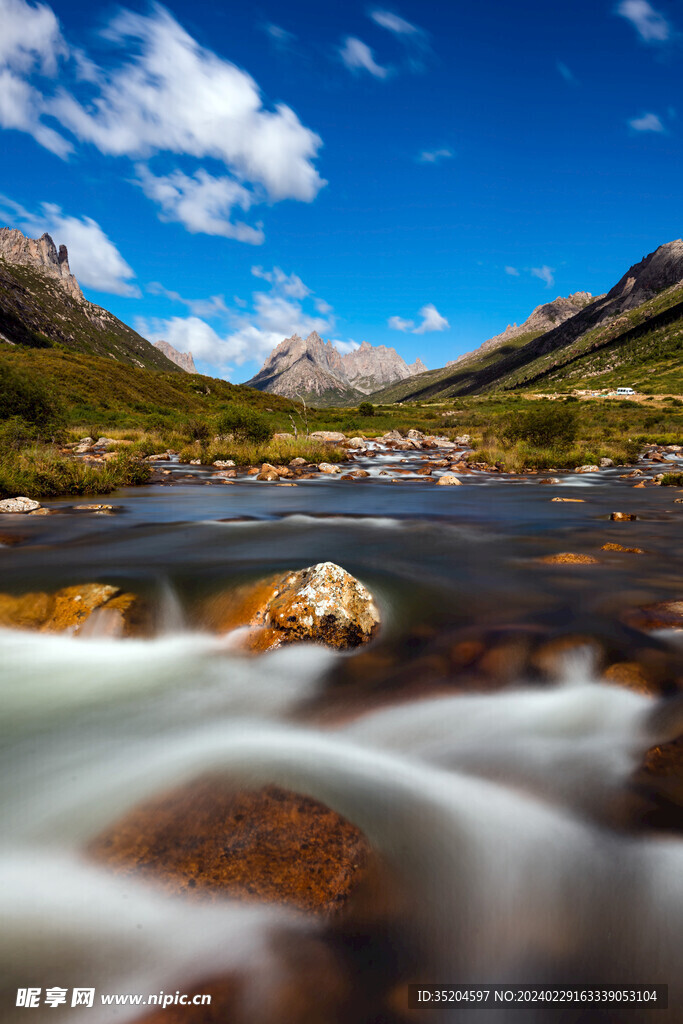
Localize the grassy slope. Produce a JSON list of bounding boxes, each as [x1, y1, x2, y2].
[[501, 283, 683, 393], [369, 331, 544, 403], [371, 284, 683, 403], [0, 259, 177, 373], [0, 348, 297, 431]]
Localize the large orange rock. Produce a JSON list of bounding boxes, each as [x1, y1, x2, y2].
[[200, 563, 380, 652], [89, 778, 370, 914]]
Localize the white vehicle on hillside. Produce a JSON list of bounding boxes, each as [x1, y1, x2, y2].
[[616, 387, 636, 396]]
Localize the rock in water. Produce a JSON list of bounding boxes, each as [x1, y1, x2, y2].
[[201, 562, 380, 651], [0, 584, 144, 634], [0, 496, 41, 513], [436, 474, 462, 486], [267, 563, 379, 647]]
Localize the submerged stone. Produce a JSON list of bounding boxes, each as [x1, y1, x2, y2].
[[89, 778, 370, 914], [0, 583, 145, 634]]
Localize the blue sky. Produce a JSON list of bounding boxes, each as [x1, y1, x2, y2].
[[0, 0, 680, 380]]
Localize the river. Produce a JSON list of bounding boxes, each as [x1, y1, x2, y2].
[[1, 450, 682, 1023]]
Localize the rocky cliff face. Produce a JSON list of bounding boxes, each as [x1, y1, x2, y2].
[[244, 332, 426, 405], [0, 227, 178, 372], [153, 340, 197, 373], [448, 292, 595, 368], [0, 228, 83, 301], [341, 341, 425, 393]]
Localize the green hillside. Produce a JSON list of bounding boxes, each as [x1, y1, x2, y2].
[[0, 347, 295, 433], [500, 283, 683, 394], [0, 258, 176, 373], [370, 284, 683, 403], [369, 331, 545, 403]]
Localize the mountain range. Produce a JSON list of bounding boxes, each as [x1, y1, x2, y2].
[[244, 332, 426, 406], [371, 239, 683, 402], [2, 225, 682, 405]]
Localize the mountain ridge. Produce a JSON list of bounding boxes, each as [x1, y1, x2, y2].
[[244, 331, 427, 405], [370, 239, 683, 402]]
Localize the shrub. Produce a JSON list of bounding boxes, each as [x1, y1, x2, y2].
[[661, 472, 683, 487], [501, 403, 577, 448], [185, 417, 211, 443], [0, 362, 63, 429], [358, 402, 375, 417], [215, 405, 272, 444]]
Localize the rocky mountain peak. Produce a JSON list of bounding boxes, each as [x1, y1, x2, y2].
[[0, 227, 83, 301], [605, 239, 683, 308], [153, 340, 197, 373], [244, 331, 426, 404]]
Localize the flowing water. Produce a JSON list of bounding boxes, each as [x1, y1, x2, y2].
[[1, 459, 683, 1023]]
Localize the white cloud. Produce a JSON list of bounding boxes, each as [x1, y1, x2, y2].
[[413, 303, 449, 334], [0, 0, 66, 74], [250, 266, 310, 298], [135, 166, 264, 243], [388, 304, 449, 334], [616, 0, 671, 41], [368, 8, 430, 71], [369, 10, 421, 35], [147, 281, 230, 319], [339, 37, 389, 78], [141, 267, 338, 373], [505, 266, 520, 276], [418, 147, 453, 163], [628, 111, 665, 132], [531, 265, 555, 288], [388, 315, 414, 331], [0, 0, 71, 157], [0, 4, 325, 241], [48, 7, 325, 204], [0, 193, 139, 296]]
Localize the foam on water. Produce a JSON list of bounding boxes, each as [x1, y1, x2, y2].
[[2, 615, 683, 1020]]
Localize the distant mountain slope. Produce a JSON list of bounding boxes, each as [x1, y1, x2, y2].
[[244, 332, 426, 406], [153, 339, 197, 373], [371, 240, 683, 402], [447, 292, 595, 369], [0, 227, 177, 373]]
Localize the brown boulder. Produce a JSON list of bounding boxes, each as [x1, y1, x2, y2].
[[624, 601, 683, 632], [603, 662, 657, 696], [89, 778, 369, 914], [256, 463, 280, 481], [610, 512, 637, 521]]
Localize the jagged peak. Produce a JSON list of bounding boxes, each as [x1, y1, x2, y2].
[[0, 226, 82, 300]]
